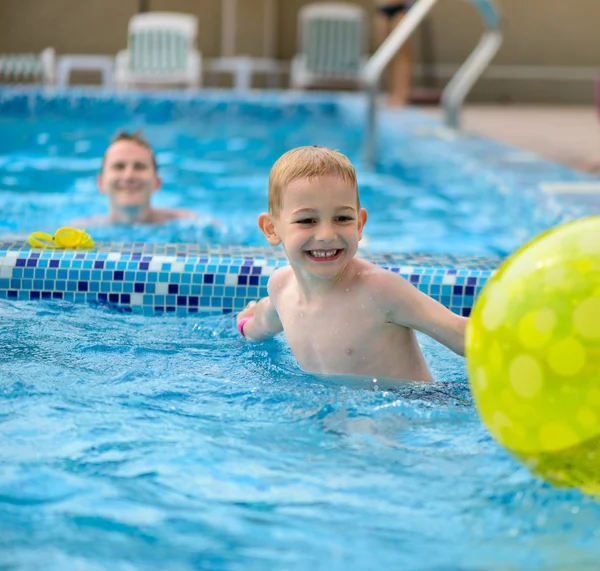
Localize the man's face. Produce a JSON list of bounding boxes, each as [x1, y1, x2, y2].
[[98, 140, 161, 219]]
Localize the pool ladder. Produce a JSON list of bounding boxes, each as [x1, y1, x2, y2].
[[363, 0, 502, 167]]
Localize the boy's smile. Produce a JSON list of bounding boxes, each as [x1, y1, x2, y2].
[[260, 175, 367, 281]]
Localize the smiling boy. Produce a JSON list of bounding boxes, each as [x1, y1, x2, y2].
[[236, 146, 467, 382]]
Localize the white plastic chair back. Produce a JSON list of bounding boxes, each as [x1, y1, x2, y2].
[[128, 12, 198, 76], [298, 3, 366, 80]]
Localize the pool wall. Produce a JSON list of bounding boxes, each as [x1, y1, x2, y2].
[[0, 241, 497, 317]]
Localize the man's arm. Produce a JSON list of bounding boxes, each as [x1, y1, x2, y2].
[[379, 270, 468, 356]]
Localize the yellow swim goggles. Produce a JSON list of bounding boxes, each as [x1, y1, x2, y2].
[[28, 227, 95, 249]]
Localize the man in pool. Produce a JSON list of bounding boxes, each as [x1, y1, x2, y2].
[[235, 146, 468, 383], [76, 131, 198, 226]]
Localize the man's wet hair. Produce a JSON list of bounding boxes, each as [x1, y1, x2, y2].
[[101, 131, 158, 171]]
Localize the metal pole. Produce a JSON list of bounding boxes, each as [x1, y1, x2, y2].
[[263, 0, 277, 58], [363, 0, 439, 168], [221, 0, 237, 57]]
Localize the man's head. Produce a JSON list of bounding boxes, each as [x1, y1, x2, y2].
[[98, 131, 161, 223], [266, 146, 360, 217]]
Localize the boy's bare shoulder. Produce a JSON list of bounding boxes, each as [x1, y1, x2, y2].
[[354, 259, 416, 301], [267, 265, 294, 294], [354, 258, 408, 285]]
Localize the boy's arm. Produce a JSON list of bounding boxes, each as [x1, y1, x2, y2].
[[381, 272, 468, 356], [236, 297, 283, 341]]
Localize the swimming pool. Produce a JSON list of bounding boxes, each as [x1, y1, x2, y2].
[[1, 87, 600, 569]]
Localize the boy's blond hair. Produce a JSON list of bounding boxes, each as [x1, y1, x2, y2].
[[101, 131, 157, 172], [268, 146, 359, 216]]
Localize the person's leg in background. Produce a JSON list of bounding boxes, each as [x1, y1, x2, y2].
[[373, 2, 413, 106]]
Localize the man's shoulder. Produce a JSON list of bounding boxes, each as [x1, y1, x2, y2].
[[70, 215, 109, 228], [152, 208, 198, 223]]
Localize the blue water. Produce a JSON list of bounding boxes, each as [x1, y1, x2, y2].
[[1, 89, 600, 569], [0, 89, 586, 256], [2, 300, 600, 570]]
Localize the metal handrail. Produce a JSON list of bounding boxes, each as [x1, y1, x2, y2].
[[363, 0, 502, 167]]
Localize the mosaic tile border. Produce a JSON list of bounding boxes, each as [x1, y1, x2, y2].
[[0, 241, 501, 317]]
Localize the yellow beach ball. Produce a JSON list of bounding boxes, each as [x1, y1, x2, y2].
[[466, 216, 600, 494]]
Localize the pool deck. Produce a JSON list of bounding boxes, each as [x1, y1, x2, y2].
[[424, 104, 600, 174], [423, 103, 600, 213]]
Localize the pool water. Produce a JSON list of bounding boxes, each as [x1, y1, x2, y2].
[[1, 88, 600, 569], [0, 89, 587, 256], [2, 300, 600, 570]]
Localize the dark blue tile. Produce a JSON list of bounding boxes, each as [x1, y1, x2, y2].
[[453, 285, 464, 295], [204, 274, 214, 284], [249, 276, 259, 286], [134, 283, 145, 293], [177, 296, 187, 306], [109, 293, 119, 303], [94, 261, 105, 269], [26, 259, 37, 267], [49, 260, 59, 268], [114, 271, 124, 281], [121, 294, 130, 304], [15, 259, 26, 267], [169, 284, 179, 294], [78, 281, 88, 292], [237, 275, 247, 285]]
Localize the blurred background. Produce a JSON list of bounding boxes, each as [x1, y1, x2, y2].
[[0, 0, 599, 170]]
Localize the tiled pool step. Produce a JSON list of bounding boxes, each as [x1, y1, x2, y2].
[[0, 241, 500, 317]]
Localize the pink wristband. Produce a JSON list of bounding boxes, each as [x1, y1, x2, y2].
[[237, 316, 253, 337]]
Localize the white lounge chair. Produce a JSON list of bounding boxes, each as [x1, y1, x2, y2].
[[290, 2, 367, 90], [0, 48, 55, 84], [115, 12, 202, 89]]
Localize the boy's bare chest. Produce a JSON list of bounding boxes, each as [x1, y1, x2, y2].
[[277, 296, 385, 368]]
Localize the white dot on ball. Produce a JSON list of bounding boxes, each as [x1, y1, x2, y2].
[[482, 285, 509, 331], [509, 355, 543, 398]]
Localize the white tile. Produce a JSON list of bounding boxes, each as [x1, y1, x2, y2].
[[1, 257, 16, 267]]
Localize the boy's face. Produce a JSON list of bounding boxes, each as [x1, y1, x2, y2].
[[260, 175, 367, 280], [98, 141, 161, 219]]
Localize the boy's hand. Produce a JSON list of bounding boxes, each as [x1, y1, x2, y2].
[[236, 301, 257, 325], [235, 298, 283, 341]]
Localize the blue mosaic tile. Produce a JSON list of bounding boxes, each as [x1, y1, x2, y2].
[[0, 240, 500, 316]]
